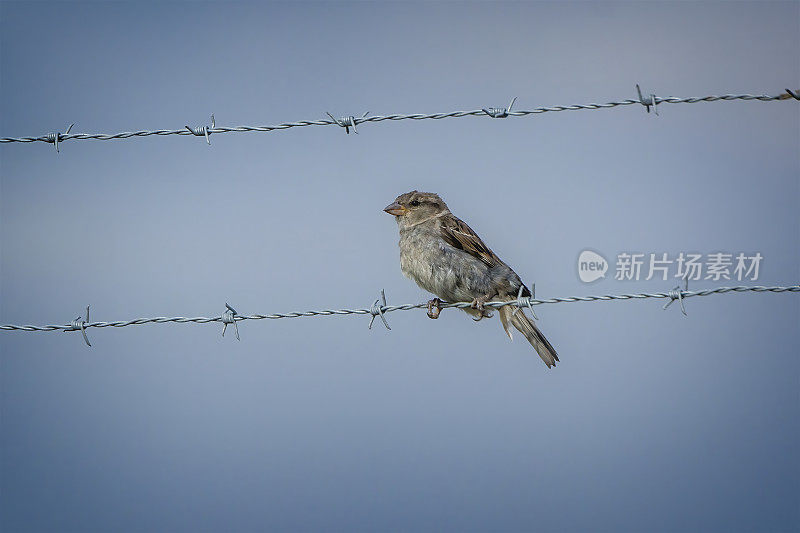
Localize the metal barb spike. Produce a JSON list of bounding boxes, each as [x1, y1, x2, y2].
[[527, 283, 539, 320], [368, 289, 391, 330], [65, 305, 91, 346], [513, 284, 539, 320], [221, 302, 240, 340], [185, 114, 215, 144], [49, 123, 74, 153], [636, 84, 659, 115], [483, 96, 517, 118], [326, 111, 369, 134], [785, 89, 800, 101], [663, 275, 689, 316]]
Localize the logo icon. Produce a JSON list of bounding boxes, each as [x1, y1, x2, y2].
[[578, 250, 608, 283]]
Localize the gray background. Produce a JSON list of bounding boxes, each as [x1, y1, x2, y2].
[[1, 1, 798, 532]]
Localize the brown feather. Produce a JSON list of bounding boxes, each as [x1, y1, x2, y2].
[[499, 306, 559, 368], [439, 215, 501, 267]]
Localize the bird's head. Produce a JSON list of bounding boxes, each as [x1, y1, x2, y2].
[[384, 190, 449, 228]]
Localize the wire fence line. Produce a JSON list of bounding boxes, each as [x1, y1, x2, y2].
[[1, 87, 798, 150], [1, 285, 797, 346]]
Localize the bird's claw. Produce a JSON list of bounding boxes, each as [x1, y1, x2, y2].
[[470, 297, 486, 312], [427, 298, 443, 319], [470, 296, 493, 320]]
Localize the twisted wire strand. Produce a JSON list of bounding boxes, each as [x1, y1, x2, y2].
[[1, 285, 797, 334], [0, 92, 792, 146]]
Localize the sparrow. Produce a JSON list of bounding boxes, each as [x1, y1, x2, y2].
[[384, 190, 559, 368]]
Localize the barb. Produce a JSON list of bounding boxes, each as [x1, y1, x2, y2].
[[64, 305, 91, 346], [663, 275, 689, 315], [221, 303, 240, 340], [185, 114, 215, 145], [2, 87, 794, 147], [2, 285, 796, 339], [636, 84, 659, 115], [326, 111, 369, 134], [483, 97, 517, 118], [785, 89, 800, 101], [368, 289, 391, 330], [46, 123, 74, 152], [513, 284, 539, 320]]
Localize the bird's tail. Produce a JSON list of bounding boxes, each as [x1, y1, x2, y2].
[[499, 306, 559, 368]]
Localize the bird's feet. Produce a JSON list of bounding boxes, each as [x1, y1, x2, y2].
[[470, 296, 493, 321], [427, 298, 443, 319]]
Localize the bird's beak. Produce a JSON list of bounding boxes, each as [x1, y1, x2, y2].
[[383, 202, 408, 216]]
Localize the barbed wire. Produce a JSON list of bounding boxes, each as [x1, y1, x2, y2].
[[1, 285, 797, 346], [1, 86, 798, 150]]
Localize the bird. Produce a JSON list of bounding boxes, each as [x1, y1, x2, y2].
[[383, 190, 559, 368]]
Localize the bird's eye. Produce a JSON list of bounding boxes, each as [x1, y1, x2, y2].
[[410, 200, 420, 207]]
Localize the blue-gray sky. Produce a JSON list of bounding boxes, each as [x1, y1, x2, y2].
[[1, 1, 799, 532]]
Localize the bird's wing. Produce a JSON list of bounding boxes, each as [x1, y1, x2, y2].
[[439, 215, 501, 268], [439, 214, 531, 298]]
